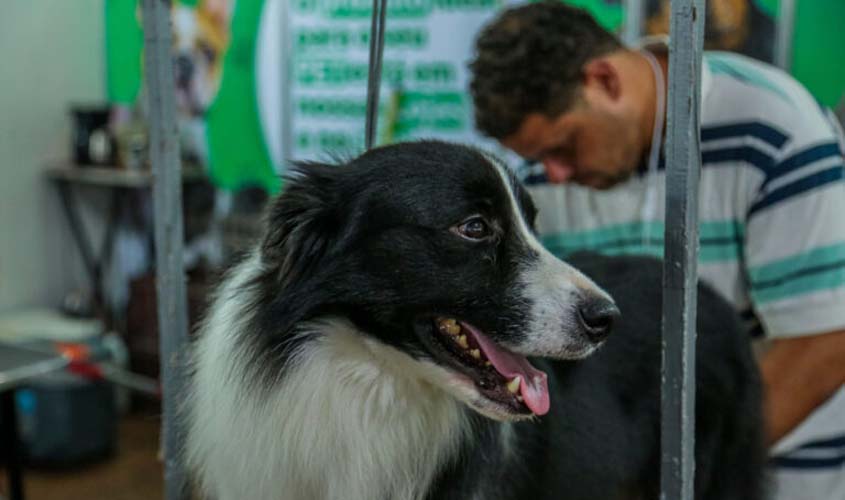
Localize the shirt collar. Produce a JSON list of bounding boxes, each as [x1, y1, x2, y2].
[[635, 35, 713, 107]]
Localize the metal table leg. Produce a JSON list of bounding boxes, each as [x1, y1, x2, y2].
[[56, 182, 99, 297], [1, 390, 24, 500], [54, 182, 123, 329]]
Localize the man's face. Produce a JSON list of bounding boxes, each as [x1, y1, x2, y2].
[[502, 94, 643, 190]]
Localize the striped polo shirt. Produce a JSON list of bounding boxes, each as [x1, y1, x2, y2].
[[516, 51, 845, 465]]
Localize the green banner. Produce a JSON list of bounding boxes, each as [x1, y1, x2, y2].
[[205, 0, 277, 192]]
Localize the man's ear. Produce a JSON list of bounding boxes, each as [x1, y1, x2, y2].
[[582, 58, 622, 101], [261, 163, 341, 287]]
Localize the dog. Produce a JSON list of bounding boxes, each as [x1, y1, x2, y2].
[[172, 0, 232, 117], [170, 0, 233, 164], [185, 141, 766, 499]]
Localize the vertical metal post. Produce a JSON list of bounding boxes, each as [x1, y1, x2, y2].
[[661, 0, 705, 499], [622, 0, 644, 47], [774, 0, 796, 70], [141, 1, 191, 499], [2, 390, 23, 500], [364, 0, 388, 150], [280, 0, 294, 162]]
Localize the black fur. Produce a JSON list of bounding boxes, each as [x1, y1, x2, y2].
[[566, 253, 765, 500], [212, 140, 766, 499], [243, 142, 546, 382], [426, 253, 767, 499]]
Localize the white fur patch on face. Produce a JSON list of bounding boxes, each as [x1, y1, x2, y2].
[[186, 261, 472, 500], [173, 6, 198, 52], [484, 153, 612, 359]]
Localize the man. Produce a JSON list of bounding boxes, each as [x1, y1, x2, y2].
[[469, 2, 845, 498]]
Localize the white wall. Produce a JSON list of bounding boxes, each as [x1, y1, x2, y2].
[[0, 0, 106, 311]]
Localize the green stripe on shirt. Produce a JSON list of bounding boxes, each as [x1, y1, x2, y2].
[[541, 220, 743, 263], [749, 243, 845, 303], [750, 243, 845, 283], [751, 266, 845, 304], [542, 221, 663, 250]]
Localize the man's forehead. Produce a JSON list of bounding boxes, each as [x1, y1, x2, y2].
[[503, 112, 569, 160]]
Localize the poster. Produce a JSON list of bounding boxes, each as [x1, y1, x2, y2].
[[106, 0, 845, 193], [107, 0, 508, 193], [258, 0, 509, 177]]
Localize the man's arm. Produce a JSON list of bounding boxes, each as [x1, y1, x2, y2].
[[759, 329, 845, 445]]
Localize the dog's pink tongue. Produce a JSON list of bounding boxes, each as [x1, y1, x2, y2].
[[465, 325, 550, 416]]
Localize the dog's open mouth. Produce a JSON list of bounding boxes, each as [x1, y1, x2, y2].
[[432, 317, 550, 417]]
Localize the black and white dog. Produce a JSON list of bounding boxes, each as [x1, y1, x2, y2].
[[185, 141, 766, 499]]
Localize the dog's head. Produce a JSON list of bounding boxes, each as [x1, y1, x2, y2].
[[253, 141, 618, 421], [172, 0, 232, 117]]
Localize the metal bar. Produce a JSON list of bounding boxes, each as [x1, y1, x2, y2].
[[774, 0, 796, 70], [661, 0, 705, 499], [99, 190, 122, 279], [99, 190, 124, 329], [364, 0, 388, 150], [54, 184, 122, 328], [56, 183, 100, 299], [2, 390, 24, 500], [280, 0, 294, 163], [622, 0, 644, 46], [140, 1, 191, 499]]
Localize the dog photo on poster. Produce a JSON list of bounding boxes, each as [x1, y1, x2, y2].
[[107, 0, 278, 192]]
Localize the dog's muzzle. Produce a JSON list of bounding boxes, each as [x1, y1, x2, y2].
[[576, 296, 620, 344]]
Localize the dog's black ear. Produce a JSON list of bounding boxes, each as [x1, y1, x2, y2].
[[260, 162, 341, 286]]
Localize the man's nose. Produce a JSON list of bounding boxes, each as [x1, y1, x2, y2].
[[542, 157, 576, 183]]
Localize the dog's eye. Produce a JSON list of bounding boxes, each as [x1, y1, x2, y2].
[[454, 217, 493, 241], [198, 42, 216, 63]]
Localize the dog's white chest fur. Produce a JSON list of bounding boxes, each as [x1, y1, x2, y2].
[[188, 313, 468, 500]]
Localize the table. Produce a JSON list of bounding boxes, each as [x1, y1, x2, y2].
[[44, 163, 205, 328], [0, 342, 68, 500]]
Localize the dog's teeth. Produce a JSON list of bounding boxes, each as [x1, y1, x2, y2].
[[507, 376, 521, 394], [516, 395, 523, 402], [484, 361, 492, 367], [456, 335, 468, 349], [470, 349, 481, 359], [438, 318, 461, 336]]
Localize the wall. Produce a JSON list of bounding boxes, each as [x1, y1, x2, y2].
[[0, 0, 106, 312]]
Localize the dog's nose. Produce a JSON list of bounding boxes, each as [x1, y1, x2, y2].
[[577, 297, 620, 343], [175, 55, 194, 88]]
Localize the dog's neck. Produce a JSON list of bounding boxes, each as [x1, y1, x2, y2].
[[251, 320, 473, 500], [190, 259, 516, 500], [287, 321, 472, 499]]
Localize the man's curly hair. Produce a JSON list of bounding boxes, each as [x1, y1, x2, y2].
[[469, 1, 622, 139]]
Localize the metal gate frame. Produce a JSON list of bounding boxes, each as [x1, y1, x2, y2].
[[775, 0, 797, 70], [139, 1, 795, 498], [661, 1, 704, 498], [141, 1, 190, 498]]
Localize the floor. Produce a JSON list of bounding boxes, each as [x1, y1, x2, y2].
[[2, 414, 163, 500]]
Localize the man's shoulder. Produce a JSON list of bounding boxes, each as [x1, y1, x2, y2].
[[703, 51, 796, 104], [701, 52, 834, 144]]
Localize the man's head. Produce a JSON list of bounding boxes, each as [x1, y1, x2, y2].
[[469, 1, 655, 189]]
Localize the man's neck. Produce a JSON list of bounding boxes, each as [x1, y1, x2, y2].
[[638, 49, 669, 159]]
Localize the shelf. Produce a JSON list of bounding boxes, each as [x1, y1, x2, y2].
[[45, 163, 206, 188]]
